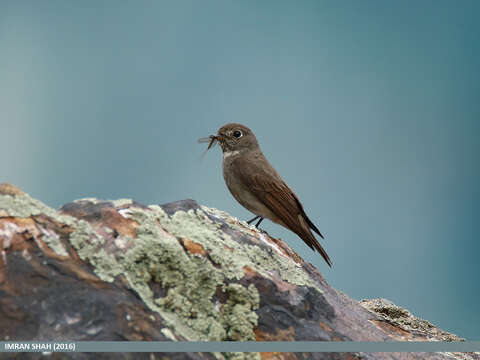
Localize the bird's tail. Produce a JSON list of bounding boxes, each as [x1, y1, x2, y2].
[[312, 237, 333, 267], [298, 215, 333, 267]]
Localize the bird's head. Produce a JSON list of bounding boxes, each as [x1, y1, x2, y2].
[[199, 123, 259, 154]]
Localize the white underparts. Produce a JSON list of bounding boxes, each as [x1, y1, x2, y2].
[[223, 150, 240, 159]]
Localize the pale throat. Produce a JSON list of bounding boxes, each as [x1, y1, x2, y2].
[[223, 150, 241, 159]]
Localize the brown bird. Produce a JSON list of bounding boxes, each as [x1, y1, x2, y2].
[[199, 123, 332, 267]]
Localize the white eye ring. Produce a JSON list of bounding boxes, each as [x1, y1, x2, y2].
[[232, 130, 243, 138]]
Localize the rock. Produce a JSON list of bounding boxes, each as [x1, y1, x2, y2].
[[0, 184, 477, 360], [359, 298, 464, 342]]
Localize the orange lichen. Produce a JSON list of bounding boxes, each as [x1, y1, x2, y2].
[[98, 208, 138, 238], [319, 321, 333, 332], [254, 326, 295, 341], [260, 352, 298, 360], [370, 319, 414, 340], [243, 265, 261, 278], [179, 238, 206, 256]]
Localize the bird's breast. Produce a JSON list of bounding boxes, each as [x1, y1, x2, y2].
[[222, 155, 278, 221]]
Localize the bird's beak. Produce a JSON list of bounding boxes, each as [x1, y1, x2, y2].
[[213, 134, 225, 143]]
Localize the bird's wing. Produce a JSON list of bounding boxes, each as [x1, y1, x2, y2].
[[231, 155, 332, 267]]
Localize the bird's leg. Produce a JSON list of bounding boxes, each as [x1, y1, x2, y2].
[[254, 217, 264, 227], [247, 215, 266, 234], [247, 215, 260, 225]]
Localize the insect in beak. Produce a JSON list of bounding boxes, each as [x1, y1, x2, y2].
[[198, 135, 218, 149], [198, 135, 219, 158]]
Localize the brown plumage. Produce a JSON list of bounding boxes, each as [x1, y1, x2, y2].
[[202, 123, 332, 267]]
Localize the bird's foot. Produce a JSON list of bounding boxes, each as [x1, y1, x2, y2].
[[246, 215, 269, 233], [257, 228, 270, 237]]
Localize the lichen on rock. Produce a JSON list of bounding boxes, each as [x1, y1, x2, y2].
[[0, 192, 73, 257], [360, 298, 464, 342], [1, 183, 475, 360], [63, 203, 261, 341]]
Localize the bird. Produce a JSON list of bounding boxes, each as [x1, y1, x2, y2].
[[199, 123, 332, 267]]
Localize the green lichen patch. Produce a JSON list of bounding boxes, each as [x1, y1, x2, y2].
[[0, 190, 317, 348], [115, 206, 260, 341], [0, 194, 74, 226], [219, 284, 259, 341], [360, 298, 465, 341], [60, 204, 257, 342], [0, 193, 77, 257], [152, 204, 322, 292], [83, 202, 319, 343], [40, 234, 69, 257], [73, 197, 104, 205], [111, 198, 134, 207], [223, 353, 260, 360], [0, 193, 120, 280]]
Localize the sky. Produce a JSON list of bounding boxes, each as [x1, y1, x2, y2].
[[1, 0, 479, 339]]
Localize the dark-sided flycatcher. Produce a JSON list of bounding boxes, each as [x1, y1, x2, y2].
[[199, 123, 332, 267]]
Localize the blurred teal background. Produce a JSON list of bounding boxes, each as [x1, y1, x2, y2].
[[1, 0, 479, 339]]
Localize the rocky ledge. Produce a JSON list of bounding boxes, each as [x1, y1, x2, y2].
[[0, 183, 476, 360]]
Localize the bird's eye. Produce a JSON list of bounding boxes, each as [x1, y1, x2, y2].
[[232, 130, 242, 138]]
